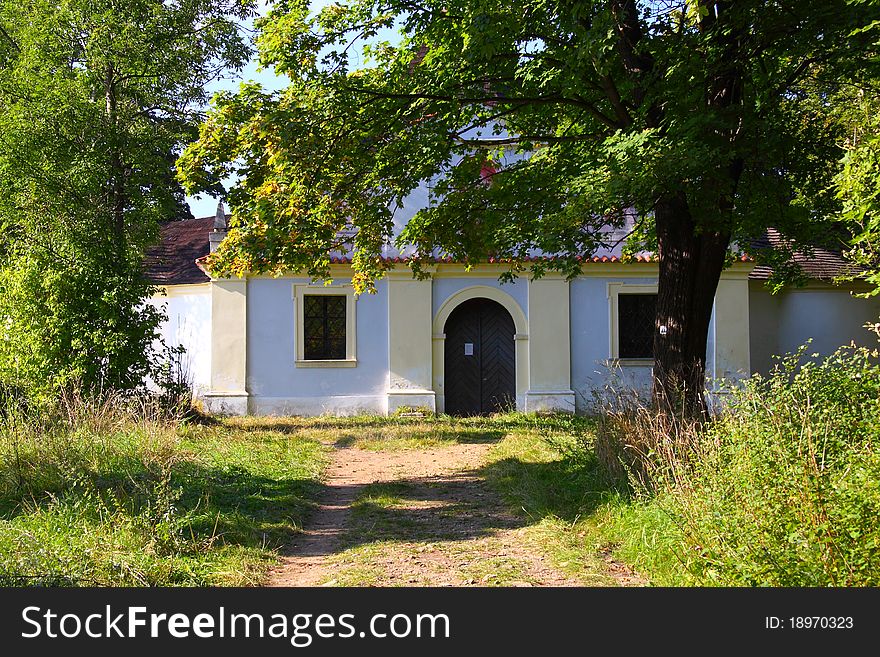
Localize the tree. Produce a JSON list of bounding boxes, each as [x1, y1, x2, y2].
[[837, 93, 880, 296], [178, 0, 880, 417], [0, 0, 253, 399]]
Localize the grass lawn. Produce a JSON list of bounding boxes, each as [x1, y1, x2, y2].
[[1, 410, 646, 586], [0, 414, 328, 586]]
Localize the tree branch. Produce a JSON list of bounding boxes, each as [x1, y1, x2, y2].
[[0, 22, 20, 52], [342, 86, 622, 129]]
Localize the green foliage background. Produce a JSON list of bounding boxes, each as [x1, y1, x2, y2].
[[179, 0, 880, 291], [0, 0, 253, 399]]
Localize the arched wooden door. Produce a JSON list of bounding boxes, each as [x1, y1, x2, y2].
[[443, 298, 516, 416]]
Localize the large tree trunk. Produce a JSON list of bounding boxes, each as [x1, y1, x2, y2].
[[652, 192, 730, 420], [610, 0, 742, 421]]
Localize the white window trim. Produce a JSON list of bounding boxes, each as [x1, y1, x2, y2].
[[293, 284, 357, 368], [607, 282, 657, 365]]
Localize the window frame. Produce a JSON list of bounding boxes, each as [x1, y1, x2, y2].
[[607, 282, 658, 366], [293, 284, 357, 368]]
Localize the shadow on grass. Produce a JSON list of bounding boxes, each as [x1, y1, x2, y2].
[[228, 416, 421, 434], [331, 428, 509, 449], [290, 440, 622, 558], [0, 454, 323, 586], [171, 461, 321, 547], [480, 452, 621, 522]]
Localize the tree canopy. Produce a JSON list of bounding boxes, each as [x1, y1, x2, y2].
[[0, 0, 253, 399], [837, 87, 880, 297], [179, 0, 880, 414]]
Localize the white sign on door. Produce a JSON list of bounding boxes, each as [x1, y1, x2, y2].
[[464, 343, 474, 356]]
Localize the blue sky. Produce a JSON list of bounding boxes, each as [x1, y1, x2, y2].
[[186, 1, 289, 218]]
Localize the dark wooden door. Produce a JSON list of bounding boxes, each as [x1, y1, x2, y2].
[[444, 298, 516, 415]]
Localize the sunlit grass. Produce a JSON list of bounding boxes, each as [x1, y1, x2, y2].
[[0, 403, 329, 586]]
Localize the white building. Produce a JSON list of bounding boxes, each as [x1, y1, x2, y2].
[[145, 211, 880, 416]]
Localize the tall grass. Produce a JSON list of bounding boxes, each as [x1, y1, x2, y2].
[[596, 345, 880, 586], [0, 391, 325, 586]]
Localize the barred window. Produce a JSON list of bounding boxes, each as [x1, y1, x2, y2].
[[303, 295, 347, 360], [617, 293, 656, 359]]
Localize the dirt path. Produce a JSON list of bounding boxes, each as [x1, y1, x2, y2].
[[267, 441, 637, 587]]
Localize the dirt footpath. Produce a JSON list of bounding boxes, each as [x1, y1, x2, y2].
[[267, 441, 637, 587]]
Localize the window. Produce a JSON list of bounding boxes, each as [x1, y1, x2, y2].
[[607, 282, 657, 363], [303, 295, 347, 360], [294, 285, 357, 367], [617, 293, 656, 359]]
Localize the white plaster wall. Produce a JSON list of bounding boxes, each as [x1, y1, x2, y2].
[[245, 277, 390, 414], [389, 183, 430, 248], [776, 287, 880, 357], [148, 287, 212, 394], [748, 281, 780, 375], [569, 276, 658, 413], [238, 268, 797, 417], [750, 282, 880, 374]]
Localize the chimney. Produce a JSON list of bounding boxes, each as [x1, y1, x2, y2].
[[209, 201, 227, 253]]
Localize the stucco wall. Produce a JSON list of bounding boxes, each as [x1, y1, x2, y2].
[[203, 267, 775, 417], [148, 285, 212, 394], [776, 286, 880, 357], [750, 281, 880, 373], [569, 276, 658, 412], [748, 281, 780, 375], [244, 273, 530, 415], [245, 276, 390, 414]]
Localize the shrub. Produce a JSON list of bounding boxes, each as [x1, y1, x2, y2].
[[598, 345, 880, 586], [150, 343, 196, 420]]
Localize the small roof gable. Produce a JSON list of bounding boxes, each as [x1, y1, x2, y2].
[[144, 217, 213, 285]]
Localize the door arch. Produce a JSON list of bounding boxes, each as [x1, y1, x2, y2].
[[443, 298, 516, 415]]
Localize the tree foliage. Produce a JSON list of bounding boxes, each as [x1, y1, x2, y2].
[[836, 68, 880, 295], [180, 0, 876, 279], [0, 0, 253, 398]]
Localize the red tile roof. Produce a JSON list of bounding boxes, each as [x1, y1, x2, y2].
[[322, 253, 752, 265], [747, 228, 858, 282], [154, 221, 854, 287], [144, 217, 214, 285]]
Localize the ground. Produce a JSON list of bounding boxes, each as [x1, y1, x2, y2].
[[246, 414, 645, 587], [8, 397, 874, 587], [0, 410, 644, 586]]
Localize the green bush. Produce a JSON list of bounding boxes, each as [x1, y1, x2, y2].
[[600, 345, 880, 586]]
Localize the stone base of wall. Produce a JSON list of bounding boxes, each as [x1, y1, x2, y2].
[[203, 390, 584, 416], [248, 395, 387, 417], [202, 391, 249, 416], [524, 390, 576, 414], [386, 389, 436, 415]]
